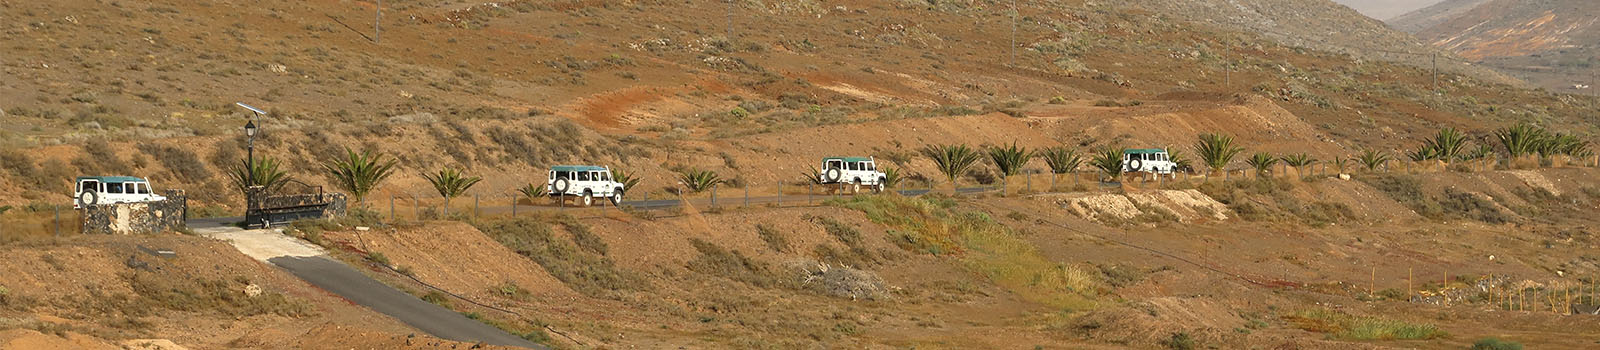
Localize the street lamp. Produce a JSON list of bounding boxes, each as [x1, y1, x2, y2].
[[244, 120, 257, 186]]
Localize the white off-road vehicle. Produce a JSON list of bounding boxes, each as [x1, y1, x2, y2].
[[1123, 149, 1177, 175], [74, 176, 167, 209], [819, 157, 887, 193], [546, 165, 624, 206]]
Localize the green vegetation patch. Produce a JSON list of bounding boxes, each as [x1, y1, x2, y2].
[[473, 216, 643, 299], [829, 195, 1099, 309], [1284, 308, 1445, 340]]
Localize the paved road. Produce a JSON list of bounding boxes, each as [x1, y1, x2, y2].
[[191, 221, 544, 349]]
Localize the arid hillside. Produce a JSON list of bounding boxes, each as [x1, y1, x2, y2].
[[1391, 0, 1600, 95], [1, 0, 1596, 211]]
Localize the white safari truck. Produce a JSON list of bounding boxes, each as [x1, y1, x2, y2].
[[819, 157, 887, 194], [1123, 149, 1178, 175], [547, 165, 624, 206], [74, 176, 167, 209]]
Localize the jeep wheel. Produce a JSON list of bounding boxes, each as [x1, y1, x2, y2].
[[611, 189, 624, 206], [852, 180, 862, 194], [78, 191, 99, 207], [825, 168, 843, 183], [582, 190, 594, 207], [553, 178, 572, 195], [873, 180, 885, 194]]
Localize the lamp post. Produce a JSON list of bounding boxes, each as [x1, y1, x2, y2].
[[245, 120, 257, 186]]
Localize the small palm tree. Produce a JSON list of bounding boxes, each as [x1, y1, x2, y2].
[[323, 148, 398, 203], [677, 169, 723, 193], [1541, 132, 1591, 158], [881, 167, 902, 188], [1421, 128, 1470, 161], [1246, 152, 1279, 175], [799, 168, 825, 185], [1090, 146, 1126, 181], [1459, 144, 1494, 161], [1193, 133, 1244, 173], [228, 157, 293, 198], [1332, 158, 1351, 173], [986, 142, 1033, 176], [1167, 148, 1195, 173], [423, 167, 481, 216], [920, 144, 983, 185], [612, 168, 642, 190], [1037, 147, 1083, 174], [1280, 153, 1316, 167], [517, 183, 545, 204], [1356, 149, 1391, 172], [1407, 145, 1441, 162], [1496, 123, 1546, 158]]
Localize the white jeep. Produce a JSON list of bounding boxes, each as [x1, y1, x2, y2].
[[546, 165, 624, 206], [1123, 149, 1177, 175], [74, 176, 167, 209], [819, 157, 887, 193]]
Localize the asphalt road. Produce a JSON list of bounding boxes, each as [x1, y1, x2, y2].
[[190, 220, 545, 349], [269, 256, 545, 349]]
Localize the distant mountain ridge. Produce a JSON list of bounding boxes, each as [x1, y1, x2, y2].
[[1390, 0, 1599, 94]]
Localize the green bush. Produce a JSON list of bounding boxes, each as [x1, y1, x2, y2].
[[1471, 338, 1523, 350], [1246, 153, 1279, 175], [1037, 147, 1082, 174]]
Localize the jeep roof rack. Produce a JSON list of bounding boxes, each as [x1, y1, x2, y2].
[[550, 165, 609, 172], [822, 156, 874, 162], [76, 176, 147, 183], [1123, 148, 1167, 154]]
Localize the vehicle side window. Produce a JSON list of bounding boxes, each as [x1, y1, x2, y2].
[[827, 160, 842, 170], [106, 183, 124, 194], [579, 172, 590, 181], [866, 162, 875, 171], [80, 181, 98, 193], [602, 173, 611, 181], [557, 171, 570, 180], [138, 183, 151, 194]]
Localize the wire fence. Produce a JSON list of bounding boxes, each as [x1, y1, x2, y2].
[[4, 155, 1596, 240]]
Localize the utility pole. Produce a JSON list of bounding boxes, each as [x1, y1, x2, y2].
[[1009, 0, 1017, 67], [372, 0, 382, 43], [1432, 52, 1438, 92], [1225, 44, 1231, 88]]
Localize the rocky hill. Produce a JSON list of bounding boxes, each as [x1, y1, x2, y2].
[[0, 0, 1595, 210], [1391, 0, 1600, 95]]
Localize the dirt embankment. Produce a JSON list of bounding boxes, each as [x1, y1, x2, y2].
[[0, 234, 498, 350]]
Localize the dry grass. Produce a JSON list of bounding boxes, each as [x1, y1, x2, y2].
[[473, 216, 643, 299], [831, 195, 1100, 309], [1285, 308, 1445, 340]]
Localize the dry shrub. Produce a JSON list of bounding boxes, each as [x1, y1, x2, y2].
[[473, 217, 643, 298], [137, 143, 212, 182]]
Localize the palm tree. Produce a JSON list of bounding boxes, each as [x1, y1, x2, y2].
[[422, 167, 482, 215], [881, 167, 902, 189], [1356, 149, 1391, 172], [1037, 147, 1083, 174], [322, 148, 397, 204], [987, 142, 1033, 176], [612, 168, 643, 191], [1193, 133, 1244, 173], [517, 183, 545, 204], [1280, 153, 1316, 167], [1420, 127, 1470, 162], [1167, 148, 1195, 173], [1090, 146, 1126, 181], [1496, 123, 1546, 158], [1246, 152, 1279, 175], [920, 144, 983, 185], [227, 157, 292, 198], [677, 169, 723, 193]]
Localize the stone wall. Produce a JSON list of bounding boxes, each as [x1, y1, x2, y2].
[[81, 190, 187, 235]]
